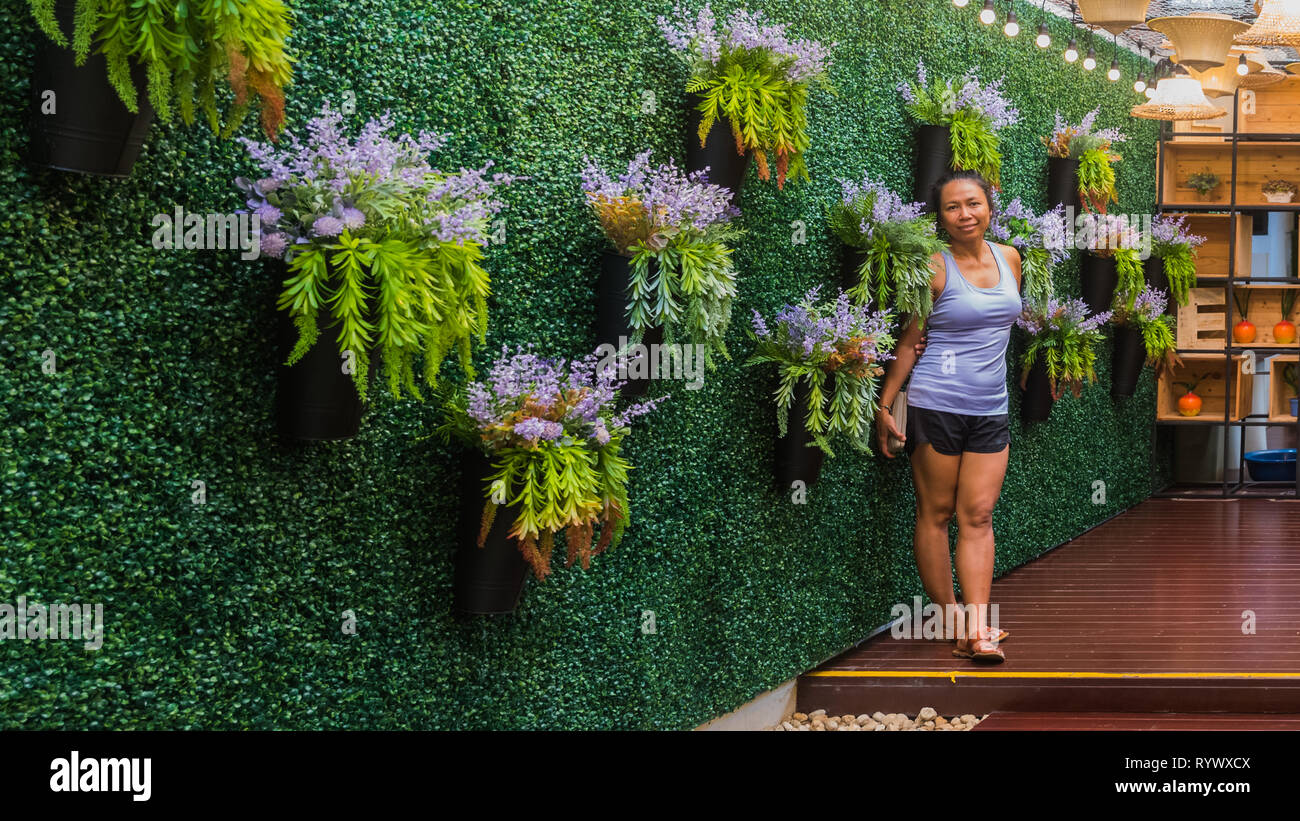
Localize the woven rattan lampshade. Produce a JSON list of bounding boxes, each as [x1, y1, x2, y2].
[[1288, 61, 1300, 74], [1130, 75, 1222, 120], [1234, 0, 1300, 47], [1075, 0, 1153, 35], [1149, 14, 1251, 71], [1188, 64, 1243, 97], [1237, 66, 1288, 87]]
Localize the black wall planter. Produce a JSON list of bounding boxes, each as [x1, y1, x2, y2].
[[685, 94, 751, 197], [454, 449, 529, 615], [1020, 358, 1054, 422], [28, 1, 155, 177], [774, 377, 828, 489], [914, 125, 952, 209], [1080, 253, 1119, 317], [274, 300, 376, 442], [595, 251, 663, 398], [841, 247, 868, 294], [1143, 256, 1171, 310], [1111, 324, 1146, 398], [1046, 157, 1081, 216]]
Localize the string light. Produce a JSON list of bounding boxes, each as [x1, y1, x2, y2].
[[1237, 54, 1249, 75], [1134, 73, 1147, 93], [980, 0, 996, 25], [1084, 46, 1097, 70], [1004, 8, 1020, 36], [1109, 58, 1121, 81], [1036, 22, 1051, 47], [1065, 38, 1079, 62], [953, 0, 970, 7]]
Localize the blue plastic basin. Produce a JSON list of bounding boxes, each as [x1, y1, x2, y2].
[[1244, 449, 1297, 482]]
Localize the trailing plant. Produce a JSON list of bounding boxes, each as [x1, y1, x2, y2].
[[1112, 285, 1181, 380], [1281, 362, 1298, 399], [1149, 214, 1206, 307], [28, 0, 295, 139], [1187, 167, 1221, 196], [1083, 213, 1145, 311], [1014, 296, 1111, 400], [438, 345, 666, 581], [899, 59, 1019, 188], [581, 150, 741, 366], [1041, 109, 1125, 213], [239, 103, 517, 401], [1262, 179, 1297, 195], [988, 194, 1069, 307], [829, 173, 944, 319], [658, 3, 833, 189], [745, 286, 896, 457]]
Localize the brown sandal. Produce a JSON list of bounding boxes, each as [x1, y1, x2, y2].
[[952, 634, 1006, 663]]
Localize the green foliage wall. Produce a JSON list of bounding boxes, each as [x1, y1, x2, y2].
[[0, 0, 1170, 729]]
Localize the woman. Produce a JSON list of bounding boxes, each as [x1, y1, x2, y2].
[[875, 170, 1022, 663]]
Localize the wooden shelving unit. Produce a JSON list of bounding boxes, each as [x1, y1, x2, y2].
[[1153, 79, 1300, 499]]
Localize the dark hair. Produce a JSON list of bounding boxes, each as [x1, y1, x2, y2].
[[929, 170, 995, 233]]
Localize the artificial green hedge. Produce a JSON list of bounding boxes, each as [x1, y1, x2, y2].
[[0, 0, 1169, 729]]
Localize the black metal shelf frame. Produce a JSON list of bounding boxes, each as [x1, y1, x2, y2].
[[1153, 90, 1300, 499]]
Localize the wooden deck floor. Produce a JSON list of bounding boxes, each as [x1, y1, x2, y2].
[[799, 498, 1300, 716]]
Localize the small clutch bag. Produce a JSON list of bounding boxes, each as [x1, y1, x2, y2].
[[887, 389, 907, 455]]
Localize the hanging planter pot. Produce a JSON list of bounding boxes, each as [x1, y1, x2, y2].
[[840, 247, 869, 293], [1111, 323, 1147, 398], [914, 125, 953, 208], [774, 377, 828, 489], [685, 93, 752, 197], [1020, 358, 1055, 422], [27, 0, 155, 177], [1143, 255, 1171, 309], [1080, 252, 1119, 317], [1046, 157, 1081, 216], [454, 449, 529, 615], [595, 251, 664, 398]]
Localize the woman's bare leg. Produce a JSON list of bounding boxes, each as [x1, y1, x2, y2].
[[910, 442, 962, 613], [953, 445, 1010, 642]]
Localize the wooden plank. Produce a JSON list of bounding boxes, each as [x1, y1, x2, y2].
[[1268, 354, 1299, 422]]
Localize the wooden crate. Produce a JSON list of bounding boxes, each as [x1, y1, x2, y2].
[[1156, 354, 1253, 422], [1162, 213, 1252, 278], [1160, 141, 1300, 207], [1228, 285, 1300, 348], [1267, 354, 1299, 423], [1239, 77, 1300, 134], [1177, 287, 1228, 350]]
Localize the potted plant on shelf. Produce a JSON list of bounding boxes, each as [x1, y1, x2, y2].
[[1147, 214, 1205, 308], [1174, 373, 1207, 417], [1281, 363, 1298, 417], [657, 3, 833, 193], [1014, 297, 1111, 421], [1041, 109, 1126, 215], [988, 195, 1070, 308], [1262, 179, 1297, 204], [1109, 285, 1180, 398], [27, 0, 294, 177], [238, 103, 516, 441], [1187, 168, 1222, 202], [746, 287, 896, 488], [1232, 289, 1256, 343], [899, 59, 1019, 203], [1080, 214, 1144, 315], [580, 150, 741, 396], [829, 174, 944, 320], [438, 345, 666, 613], [1274, 290, 1297, 345]]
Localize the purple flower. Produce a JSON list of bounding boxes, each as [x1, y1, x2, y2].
[[340, 207, 366, 230], [312, 215, 345, 237], [260, 232, 289, 258], [513, 417, 564, 442], [254, 203, 282, 225]]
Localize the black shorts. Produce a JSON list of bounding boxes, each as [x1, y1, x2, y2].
[[905, 405, 1010, 456]]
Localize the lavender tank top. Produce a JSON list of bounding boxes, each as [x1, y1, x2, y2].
[[906, 241, 1022, 416]]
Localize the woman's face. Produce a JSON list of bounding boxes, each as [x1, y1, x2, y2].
[[938, 180, 991, 241]]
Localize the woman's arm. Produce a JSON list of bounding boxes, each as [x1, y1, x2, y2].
[[875, 253, 943, 456]]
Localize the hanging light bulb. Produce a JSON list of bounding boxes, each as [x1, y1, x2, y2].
[[1065, 38, 1079, 62], [1109, 58, 1121, 81], [1084, 47, 1097, 70], [1144, 85, 1156, 98], [953, 0, 970, 6], [980, 0, 996, 25], [1237, 54, 1250, 75], [1004, 9, 1020, 36], [1134, 73, 1147, 93], [1036, 22, 1051, 47]]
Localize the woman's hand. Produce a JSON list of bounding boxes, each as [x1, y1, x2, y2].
[[876, 407, 904, 459], [913, 334, 927, 358]]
